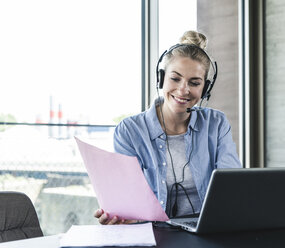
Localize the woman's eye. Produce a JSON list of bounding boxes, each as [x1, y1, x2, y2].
[[189, 81, 200, 86], [171, 77, 180, 82]]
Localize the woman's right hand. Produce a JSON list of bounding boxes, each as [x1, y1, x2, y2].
[[94, 209, 138, 225]]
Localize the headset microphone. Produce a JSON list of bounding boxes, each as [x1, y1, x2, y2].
[[186, 107, 204, 113], [186, 108, 195, 113]]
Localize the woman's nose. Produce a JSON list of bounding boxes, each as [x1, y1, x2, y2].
[[178, 81, 190, 93]]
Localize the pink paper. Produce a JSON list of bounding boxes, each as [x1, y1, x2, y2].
[[75, 137, 169, 222]]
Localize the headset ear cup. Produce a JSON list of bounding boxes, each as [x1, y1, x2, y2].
[[158, 69, 165, 89], [202, 80, 211, 99]]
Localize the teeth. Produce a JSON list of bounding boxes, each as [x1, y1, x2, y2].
[[174, 96, 189, 103]]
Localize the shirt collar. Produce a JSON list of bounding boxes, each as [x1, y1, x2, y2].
[[188, 109, 199, 132], [145, 97, 199, 140], [145, 98, 165, 140]]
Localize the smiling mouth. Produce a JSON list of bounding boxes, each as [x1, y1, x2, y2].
[[172, 95, 190, 103]]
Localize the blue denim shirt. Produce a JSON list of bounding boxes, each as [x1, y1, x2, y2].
[[113, 98, 242, 211]]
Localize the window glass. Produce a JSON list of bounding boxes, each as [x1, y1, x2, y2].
[[0, 0, 141, 125], [159, 0, 197, 54], [0, 0, 141, 235]]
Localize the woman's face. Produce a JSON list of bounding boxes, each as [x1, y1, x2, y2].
[[162, 56, 206, 115]]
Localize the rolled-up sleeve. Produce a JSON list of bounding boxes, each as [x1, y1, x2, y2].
[[113, 120, 136, 157]]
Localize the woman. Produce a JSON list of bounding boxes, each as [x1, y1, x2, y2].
[[95, 30, 241, 224]]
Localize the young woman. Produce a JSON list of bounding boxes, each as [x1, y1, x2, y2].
[[94, 30, 241, 224]]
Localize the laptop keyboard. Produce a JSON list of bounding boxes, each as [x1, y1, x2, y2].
[[183, 221, 198, 227]]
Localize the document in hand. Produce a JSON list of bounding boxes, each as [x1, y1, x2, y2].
[[75, 137, 169, 221], [60, 223, 156, 247]]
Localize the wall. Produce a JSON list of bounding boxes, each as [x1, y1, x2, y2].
[[197, 0, 240, 153], [265, 0, 285, 167]]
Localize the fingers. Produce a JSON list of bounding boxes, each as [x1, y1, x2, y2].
[[118, 219, 126, 224], [117, 219, 138, 224], [124, 219, 139, 224], [100, 213, 121, 225], [107, 216, 119, 225], [94, 209, 104, 218], [94, 208, 139, 225], [99, 213, 110, 224], [95, 210, 119, 225], [94, 209, 110, 224]]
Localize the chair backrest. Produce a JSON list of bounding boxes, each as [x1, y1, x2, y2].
[[0, 191, 43, 242]]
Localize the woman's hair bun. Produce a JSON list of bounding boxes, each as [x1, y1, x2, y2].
[[179, 30, 208, 50]]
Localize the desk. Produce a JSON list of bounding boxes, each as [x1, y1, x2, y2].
[[1, 225, 285, 248], [0, 234, 60, 248], [154, 225, 285, 247]]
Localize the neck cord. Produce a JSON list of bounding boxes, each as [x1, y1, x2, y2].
[[156, 89, 196, 217]]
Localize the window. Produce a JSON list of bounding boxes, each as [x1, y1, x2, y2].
[[0, 0, 141, 125], [159, 0, 197, 55], [0, 0, 141, 235]]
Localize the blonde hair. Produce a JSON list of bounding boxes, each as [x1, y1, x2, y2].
[[179, 30, 208, 49], [164, 30, 211, 78]]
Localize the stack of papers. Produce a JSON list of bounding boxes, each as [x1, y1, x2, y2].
[[60, 222, 156, 247]]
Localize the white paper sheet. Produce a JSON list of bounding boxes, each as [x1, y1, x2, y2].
[[59, 222, 156, 247]]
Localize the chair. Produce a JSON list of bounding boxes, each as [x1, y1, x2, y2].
[[0, 191, 43, 242]]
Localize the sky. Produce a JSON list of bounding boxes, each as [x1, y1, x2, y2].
[[0, 0, 196, 125]]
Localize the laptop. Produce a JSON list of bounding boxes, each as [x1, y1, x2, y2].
[[166, 167, 285, 233]]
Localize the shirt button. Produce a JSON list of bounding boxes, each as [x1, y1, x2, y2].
[[162, 180, 165, 184], [159, 145, 163, 149], [162, 162, 166, 166], [160, 135, 163, 139], [160, 201, 164, 205]]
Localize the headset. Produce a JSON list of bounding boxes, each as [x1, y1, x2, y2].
[[156, 44, 218, 101]]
